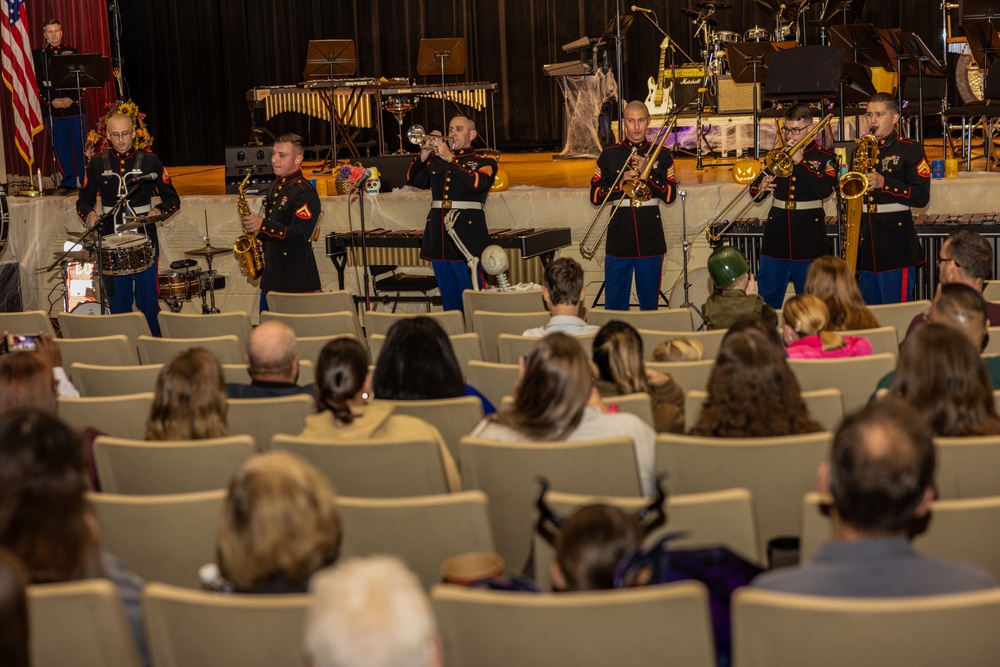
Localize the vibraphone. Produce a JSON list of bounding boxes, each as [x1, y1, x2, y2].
[[247, 80, 380, 128], [377, 82, 499, 155], [711, 213, 1000, 300], [325, 227, 571, 292]]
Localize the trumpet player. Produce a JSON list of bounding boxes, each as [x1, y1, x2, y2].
[[856, 93, 930, 305], [406, 114, 497, 313], [751, 103, 838, 310], [589, 101, 676, 311]]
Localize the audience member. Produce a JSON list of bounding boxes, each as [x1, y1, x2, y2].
[[804, 255, 879, 330], [0, 548, 28, 667], [305, 555, 442, 667], [550, 504, 640, 591], [592, 321, 684, 433], [471, 332, 657, 496], [216, 451, 341, 594], [146, 347, 229, 440], [689, 327, 822, 437], [522, 257, 599, 338], [0, 409, 147, 661], [782, 294, 873, 359], [652, 336, 704, 362], [301, 338, 459, 491], [0, 350, 58, 417], [754, 399, 998, 595], [702, 246, 777, 330], [372, 317, 495, 415], [888, 322, 1000, 437], [227, 320, 314, 398]]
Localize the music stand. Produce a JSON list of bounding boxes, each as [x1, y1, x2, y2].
[[304, 40, 357, 174], [727, 42, 796, 158], [50, 54, 109, 189], [961, 0, 1000, 23], [417, 38, 466, 132], [821, 0, 865, 26], [896, 31, 946, 141], [830, 24, 890, 138]]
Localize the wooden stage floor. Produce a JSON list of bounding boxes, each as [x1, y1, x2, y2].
[[168, 138, 950, 196]]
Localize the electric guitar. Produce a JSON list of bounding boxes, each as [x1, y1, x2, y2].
[[644, 37, 673, 116]]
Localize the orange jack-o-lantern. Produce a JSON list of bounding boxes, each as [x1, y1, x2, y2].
[[732, 158, 762, 184], [491, 167, 510, 192]]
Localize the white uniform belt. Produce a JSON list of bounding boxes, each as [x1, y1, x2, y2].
[[771, 197, 823, 211], [431, 200, 483, 210], [867, 202, 910, 213], [622, 197, 659, 208]]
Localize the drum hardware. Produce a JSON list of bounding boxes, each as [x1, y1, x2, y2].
[[170, 258, 199, 270], [745, 26, 770, 42], [383, 96, 419, 155], [184, 244, 233, 258]]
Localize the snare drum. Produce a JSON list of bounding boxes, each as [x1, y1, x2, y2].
[[158, 271, 201, 300], [745, 27, 769, 42], [101, 233, 155, 276], [714, 30, 742, 45]]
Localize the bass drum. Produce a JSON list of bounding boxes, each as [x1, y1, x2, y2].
[[955, 53, 984, 104], [69, 301, 102, 315]]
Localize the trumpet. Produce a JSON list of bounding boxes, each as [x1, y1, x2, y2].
[[407, 125, 453, 152], [706, 113, 834, 244]]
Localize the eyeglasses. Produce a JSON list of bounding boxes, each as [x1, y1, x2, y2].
[[781, 126, 808, 135], [937, 255, 960, 268], [108, 131, 133, 139]]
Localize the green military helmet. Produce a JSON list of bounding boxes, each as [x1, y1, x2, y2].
[[707, 246, 750, 288]]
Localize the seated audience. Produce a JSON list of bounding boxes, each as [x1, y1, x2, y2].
[[652, 336, 704, 362], [782, 294, 873, 359], [215, 451, 341, 594], [804, 255, 879, 330], [550, 504, 641, 592], [0, 350, 58, 417], [0, 549, 28, 667], [888, 322, 1000, 437], [301, 338, 459, 491], [689, 327, 822, 437], [0, 332, 79, 398], [592, 321, 684, 433], [372, 316, 495, 415], [0, 409, 147, 662], [522, 257, 599, 338], [305, 556, 442, 667], [227, 320, 314, 398], [146, 347, 229, 440], [471, 332, 657, 496], [754, 399, 998, 595], [702, 246, 777, 330]]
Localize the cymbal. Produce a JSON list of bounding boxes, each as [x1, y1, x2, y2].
[[184, 244, 233, 258], [697, 1, 731, 9], [117, 220, 148, 232], [124, 213, 171, 224], [65, 230, 89, 239], [680, 8, 703, 18]]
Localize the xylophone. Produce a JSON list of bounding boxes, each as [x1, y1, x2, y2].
[[247, 81, 379, 128], [378, 82, 498, 112], [711, 213, 1000, 301]]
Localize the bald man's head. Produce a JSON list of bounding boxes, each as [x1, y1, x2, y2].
[[247, 320, 299, 382]]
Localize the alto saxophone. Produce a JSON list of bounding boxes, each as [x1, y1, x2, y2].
[[233, 166, 264, 279], [838, 133, 879, 273]]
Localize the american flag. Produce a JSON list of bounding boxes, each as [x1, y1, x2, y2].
[[0, 0, 42, 168]]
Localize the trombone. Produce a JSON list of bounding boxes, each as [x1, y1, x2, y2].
[[580, 117, 675, 261], [705, 113, 834, 244]]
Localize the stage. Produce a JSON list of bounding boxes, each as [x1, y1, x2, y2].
[[3, 138, 990, 322]]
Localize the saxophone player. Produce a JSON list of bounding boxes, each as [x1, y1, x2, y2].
[[241, 133, 322, 311], [856, 93, 931, 305]]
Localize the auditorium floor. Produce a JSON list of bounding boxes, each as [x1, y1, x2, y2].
[[168, 137, 950, 196]]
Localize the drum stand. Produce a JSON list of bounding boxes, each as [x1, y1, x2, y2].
[[198, 254, 222, 314]]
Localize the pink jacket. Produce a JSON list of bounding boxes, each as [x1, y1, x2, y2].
[[786, 335, 873, 359]]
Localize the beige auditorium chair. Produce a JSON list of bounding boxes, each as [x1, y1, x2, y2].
[[88, 489, 226, 588], [847, 325, 900, 356], [58, 393, 154, 440], [265, 289, 355, 314], [368, 332, 483, 373], [471, 310, 550, 362], [259, 310, 363, 343], [459, 435, 642, 571], [93, 434, 255, 494], [0, 309, 56, 337], [462, 289, 545, 328], [158, 311, 252, 349], [295, 333, 356, 366], [56, 334, 140, 367], [338, 491, 495, 589], [433, 581, 716, 667], [497, 332, 595, 364], [466, 360, 519, 408], [137, 334, 244, 365], [647, 359, 715, 395], [638, 328, 727, 361], [29, 579, 142, 667], [586, 306, 695, 332], [57, 310, 149, 349], [788, 353, 897, 413], [143, 582, 310, 667], [868, 299, 930, 343], [364, 309, 465, 337], [227, 394, 316, 450], [70, 362, 163, 396], [935, 434, 1000, 499], [376, 396, 484, 464], [684, 388, 844, 433], [732, 587, 1000, 667]]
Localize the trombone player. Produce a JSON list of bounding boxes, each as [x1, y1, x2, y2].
[[589, 101, 677, 311], [751, 103, 838, 310]]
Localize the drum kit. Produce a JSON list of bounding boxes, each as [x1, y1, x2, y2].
[[681, 1, 798, 79]]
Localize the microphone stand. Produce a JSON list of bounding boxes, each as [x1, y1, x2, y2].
[[677, 186, 705, 325], [40, 44, 61, 190], [353, 177, 373, 312]]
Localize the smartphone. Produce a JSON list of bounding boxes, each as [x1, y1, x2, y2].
[[0, 334, 40, 354]]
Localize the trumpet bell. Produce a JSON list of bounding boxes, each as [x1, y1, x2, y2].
[[407, 124, 451, 149]]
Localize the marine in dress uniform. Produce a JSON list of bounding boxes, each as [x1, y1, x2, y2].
[[406, 115, 496, 313], [752, 106, 838, 310], [857, 94, 930, 305], [241, 134, 321, 312], [33, 19, 83, 188], [77, 114, 179, 337], [590, 101, 676, 311]]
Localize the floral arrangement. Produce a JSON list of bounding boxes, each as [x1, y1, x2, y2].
[[335, 164, 367, 183], [85, 99, 154, 155]]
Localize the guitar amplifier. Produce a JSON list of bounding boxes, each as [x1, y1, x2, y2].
[[224, 146, 276, 195], [717, 75, 761, 113]]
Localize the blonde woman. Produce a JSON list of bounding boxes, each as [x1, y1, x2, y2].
[[146, 347, 229, 441], [782, 294, 873, 359], [804, 255, 879, 330]]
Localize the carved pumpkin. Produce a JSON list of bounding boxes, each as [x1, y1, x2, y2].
[[491, 167, 510, 192], [732, 158, 762, 184]]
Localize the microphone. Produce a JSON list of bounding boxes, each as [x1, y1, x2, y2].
[[127, 173, 158, 184], [355, 169, 374, 188], [631, 5, 653, 13]]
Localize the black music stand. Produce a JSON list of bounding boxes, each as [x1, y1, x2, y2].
[[821, 0, 865, 26], [727, 42, 795, 158], [896, 31, 946, 141], [763, 47, 845, 123], [830, 24, 890, 138], [304, 40, 357, 174], [417, 38, 466, 132], [49, 54, 109, 190]]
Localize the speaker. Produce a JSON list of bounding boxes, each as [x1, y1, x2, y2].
[[717, 75, 760, 113], [224, 146, 275, 195], [0, 262, 22, 312], [363, 154, 416, 193], [672, 75, 714, 111]]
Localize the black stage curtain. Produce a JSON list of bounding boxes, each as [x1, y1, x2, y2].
[[118, 0, 937, 166]]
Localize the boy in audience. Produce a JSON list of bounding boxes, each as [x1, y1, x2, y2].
[[702, 246, 777, 330], [522, 257, 599, 338]]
